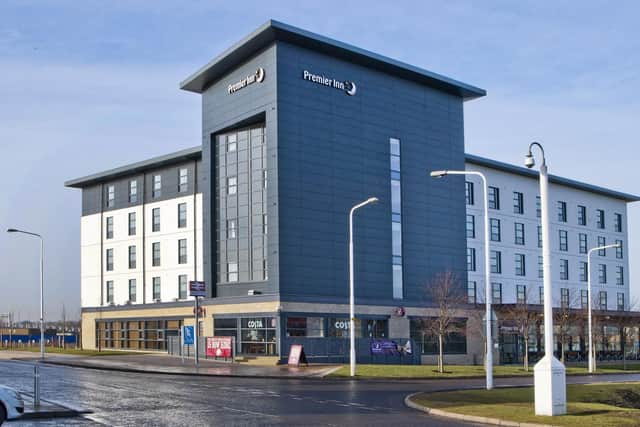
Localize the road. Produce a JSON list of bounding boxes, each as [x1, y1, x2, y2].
[[3, 360, 640, 426]]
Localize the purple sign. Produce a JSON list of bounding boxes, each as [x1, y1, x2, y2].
[[370, 339, 399, 355]]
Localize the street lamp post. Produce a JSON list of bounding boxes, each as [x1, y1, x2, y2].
[[7, 228, 44, 406], [524, 142, 566, 416], [430, 170, 493, 390], [349, 197, 378, 377], [587, 242, 620, 373]]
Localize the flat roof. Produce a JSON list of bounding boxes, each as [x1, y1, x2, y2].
[[64, 146, 202, 188], [180, 20, 486, 101], [466, 154, 640, 202]]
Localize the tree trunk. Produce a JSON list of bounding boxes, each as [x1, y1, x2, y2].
[[438, 334, 444, 373], [622, 328, 627, 371], [524, 337, 529, 372]]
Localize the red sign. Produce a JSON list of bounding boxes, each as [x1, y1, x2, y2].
[[206, 336, 233, 358], [288, 344, 308, 366]]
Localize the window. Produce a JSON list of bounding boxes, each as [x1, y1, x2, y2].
[[536, 196, 541, 218], [490, 218, 501, 242], [490, 250, 502, 274], [152, 175, 162, 198], [578, 205, 586, 226], [617, 293, 625, 311], [599, 291, 607, 310], [227, 176, 237, 195], [152, 208, 160, 232], [514, 223, 525, 245], [152, 242, 160, 267], [263, 214, 268, 235], [598, 236, 606, 256], [106, 216, 114, 239], [559, 230, 568, 251], [581, 290, 589, 309], [466, 215, 475, 238], [128, 245, 136, 269], [410, 318, 467, 355], [128, 279, 136, 302], [515, 253, 526, 276], [596, 209, 605, 229], [227, 219, 237, 239], [106, 249, 114, 271], [152, 277, 161, 301], [227, 263, 238, 282], [616, 266, 624, 286], [516, 285, 526, 304], [580, 261, 588, 282], [178, 203, 187, 228], [488, 186, 500, 209], [561, 288, 569, 308], [178, 239, 187, 264], [107, 185, 115, 208], [560, 259, 569, 280], [465, 181, 474, 205], [616, 240, 623, 259], [128, 212, 136, 236], [579, 233, 587, 254], [262, 259, 268, 280], [614, 213, 622, 232], [557, 201, 567, 222], [513, 191, 524, 214], [537, 226, 542, 248], [492, 283, 502, 304], [262, 170, 268, 189], [227, 133, 237, 152], [538, 256, 543, 279], [390, 137, 403, 300], [129, 180, 137, 203], [468, 281, 476, 304], [178, 168, 188, 193], [599, 264, 607, 284], [467, 248, 476, 272], [178, 275, 188, 300], [106, 281, 114, 304], [539, 286, 544, 305]]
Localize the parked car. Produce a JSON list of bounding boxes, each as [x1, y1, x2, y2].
[[0, 386, 24, 424]]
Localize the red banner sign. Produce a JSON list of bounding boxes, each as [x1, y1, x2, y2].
[[206, 336, 233, 358]]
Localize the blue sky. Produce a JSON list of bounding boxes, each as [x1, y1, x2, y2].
[[1, 1, 639, 320]]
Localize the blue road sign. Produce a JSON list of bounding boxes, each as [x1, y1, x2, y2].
[[183, 326, 194, 345]]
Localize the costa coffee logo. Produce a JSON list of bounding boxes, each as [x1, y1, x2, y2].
[[228, 68, 265, 94]]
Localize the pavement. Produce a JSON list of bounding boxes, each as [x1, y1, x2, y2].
[[28, 352, 341, 378], [19, 393, 91, 420]]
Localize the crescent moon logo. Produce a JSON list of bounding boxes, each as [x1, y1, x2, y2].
[[345, 81, 357, 96], [256, 67, 265, 83]]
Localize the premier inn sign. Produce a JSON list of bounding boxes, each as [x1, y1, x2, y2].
[[228, 68, 265, 94], [302, 70, 357, 96]]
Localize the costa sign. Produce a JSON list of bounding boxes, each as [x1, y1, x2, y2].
[[228, 68, 265, 94]]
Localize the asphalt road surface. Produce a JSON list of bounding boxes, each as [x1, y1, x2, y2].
[[3, 360, 640, 426]]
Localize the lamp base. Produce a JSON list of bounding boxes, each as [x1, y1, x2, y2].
[[534, 354, 566, 416]]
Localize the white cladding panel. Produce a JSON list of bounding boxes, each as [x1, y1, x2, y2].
[[465, 163, 630, 311], [80, 193, 203, 308]]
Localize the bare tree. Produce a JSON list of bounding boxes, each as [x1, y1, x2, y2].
[[423, 272, 467, 373], [466, 288, 487, 366], [553, 290, 581, 363], [503, 287, 539, 371]]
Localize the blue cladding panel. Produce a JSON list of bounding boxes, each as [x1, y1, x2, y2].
[[276, 42, 467, 307]]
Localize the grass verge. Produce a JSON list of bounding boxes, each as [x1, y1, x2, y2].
[[0, 347, 145, 357], [329, 363, 640, 378], [410, 383, 640, 427]]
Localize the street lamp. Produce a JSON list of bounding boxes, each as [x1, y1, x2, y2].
[[7, 228, 44, 407], [587, 242, 620, 373], [524, 142, 566, 416], [430, 170, 493, 390], [349, 197, 378, 377]]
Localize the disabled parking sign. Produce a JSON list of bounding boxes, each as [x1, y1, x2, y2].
[[183, 326, 194, 345]]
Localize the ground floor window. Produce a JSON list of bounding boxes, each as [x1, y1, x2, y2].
[[96, 319, 182, 351], [285, 317, 325, 337], [213, 316, 277, 355], [409, 318, 467, 355]]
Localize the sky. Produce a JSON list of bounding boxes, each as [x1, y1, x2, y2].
[[1, 1, 639, 321]]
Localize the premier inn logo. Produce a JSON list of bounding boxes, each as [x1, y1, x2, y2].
[[302, 70, 357, 96], [227, 68, 265, 94]]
